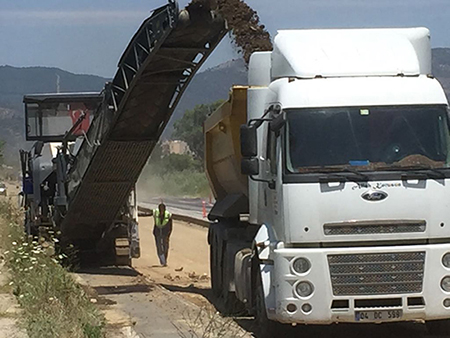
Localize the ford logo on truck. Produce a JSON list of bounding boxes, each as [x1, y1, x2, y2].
[[362, 190, 388, 201]]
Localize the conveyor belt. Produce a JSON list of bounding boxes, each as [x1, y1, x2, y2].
[[61, 0, 227, 239]]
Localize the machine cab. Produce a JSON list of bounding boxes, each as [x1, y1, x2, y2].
[[23, 92, 102, 142]]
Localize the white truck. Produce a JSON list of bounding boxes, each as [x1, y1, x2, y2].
[[205, 27, 450, 336]]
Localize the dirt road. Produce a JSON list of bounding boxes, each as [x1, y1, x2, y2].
[[134, 216, 211, 302], [75, 216, 443, 338], [132, 217, 441, 338], [76, 217, 249, 338]]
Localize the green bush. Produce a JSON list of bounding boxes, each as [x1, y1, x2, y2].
[[139, 149, 211, 198], [139, 169, 211, 198], [152, 153, 203, 176]]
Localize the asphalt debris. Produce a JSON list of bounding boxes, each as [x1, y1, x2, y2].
[[188, 0, 273, 64], [217, 0, 273, 64]]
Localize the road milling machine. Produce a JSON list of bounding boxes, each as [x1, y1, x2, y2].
[[19, 0, 226, 265]]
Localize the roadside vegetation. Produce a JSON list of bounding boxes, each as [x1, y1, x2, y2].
[[140, 158, 211, 197], [0, 200, 104, 338], [175, 307, 248, 338], [139, 100, 223, 198]]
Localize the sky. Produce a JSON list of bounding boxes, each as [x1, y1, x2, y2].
[[1, 0, 450, 78]]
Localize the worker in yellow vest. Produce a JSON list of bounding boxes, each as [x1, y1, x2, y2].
[[152, 203, 173, 266]]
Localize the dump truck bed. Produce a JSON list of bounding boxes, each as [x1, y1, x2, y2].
[[204, 86, 249, 219]]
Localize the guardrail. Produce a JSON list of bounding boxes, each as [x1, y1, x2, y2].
[[138, 205, 210, 228]]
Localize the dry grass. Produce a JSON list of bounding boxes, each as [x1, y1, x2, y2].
[[0, 200, 105, 338], [174, 307, 248, 338]]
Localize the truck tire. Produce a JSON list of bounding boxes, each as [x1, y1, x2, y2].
[[210, 222, 249, 315], [223, 291, 246, 315], [254, 266, 279, 338], [426, 319, 450, 336]]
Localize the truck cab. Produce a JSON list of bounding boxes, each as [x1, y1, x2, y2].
[[207, 27, 450, 335]]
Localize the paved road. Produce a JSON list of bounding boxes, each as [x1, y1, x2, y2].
[[140, 196, 213, 221]]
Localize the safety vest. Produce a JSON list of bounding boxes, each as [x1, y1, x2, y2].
[[153, 209, 171, 228]]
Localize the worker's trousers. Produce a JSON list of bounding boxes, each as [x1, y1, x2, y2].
[[153, 225, 172, 266]]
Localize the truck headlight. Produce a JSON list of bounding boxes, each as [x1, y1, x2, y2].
[[295, 281, 314, 298], [443, 253, 450, 268], [292, 257, 311, 274], [441, 276, 450, 292]]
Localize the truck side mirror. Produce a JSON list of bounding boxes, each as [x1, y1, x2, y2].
[[240, 124, 258, 158], [241, 158, 259, 176], [269, 112, 286, 133]]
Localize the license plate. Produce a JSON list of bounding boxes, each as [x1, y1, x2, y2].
[[355, 310, 402, 322]]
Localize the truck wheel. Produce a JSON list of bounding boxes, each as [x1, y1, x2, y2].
[[223, 290, 246, 315], [426, 319, 450, 336], [254, 269, 279, 338]]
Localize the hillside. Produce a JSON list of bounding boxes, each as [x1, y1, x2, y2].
[[166, 58, 247, 135], [0, 66, 109, 161], [0, 60, 247, 162], [0, 66, 108, 111], [1, 48, 450, 162]]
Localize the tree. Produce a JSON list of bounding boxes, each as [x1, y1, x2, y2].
[[159, 153, 202, 174], [148, 142, 163, 164], [172, 100, 224, 161]]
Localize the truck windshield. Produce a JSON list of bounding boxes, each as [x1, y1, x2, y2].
[[285, 105, 450, 173]]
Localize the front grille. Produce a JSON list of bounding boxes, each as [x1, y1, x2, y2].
[[328, 252, 425, 296], [324, 220, 426, 236]]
